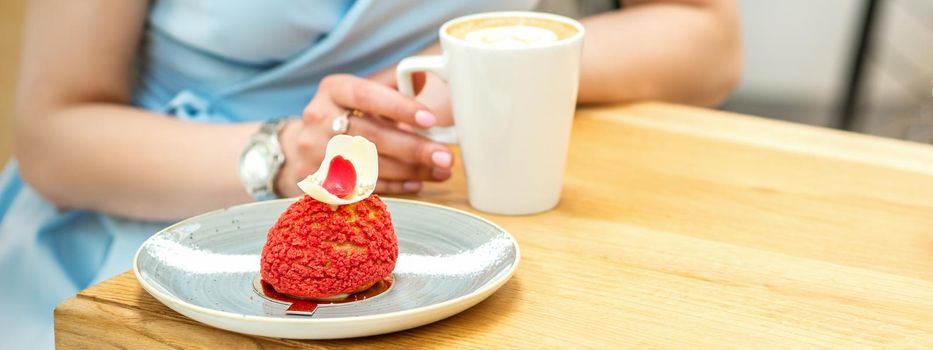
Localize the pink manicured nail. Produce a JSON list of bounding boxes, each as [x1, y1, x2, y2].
[[402, 181, 422, 192], [431, 151, 452, 168], [414, 110, 437, 127]]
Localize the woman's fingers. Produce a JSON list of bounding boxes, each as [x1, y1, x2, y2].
[[320, 74, 437, 128], [298, 73, 454, 186], [348, 116, 452, 169], [378, 155, 451, 182], [375, 180, 422, 194], [301, 91, 453, 171]]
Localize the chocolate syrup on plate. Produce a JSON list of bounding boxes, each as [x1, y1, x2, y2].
[[252, 275, 393, 316]]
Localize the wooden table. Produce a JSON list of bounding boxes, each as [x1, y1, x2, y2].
[[55, 103, 933, 348]]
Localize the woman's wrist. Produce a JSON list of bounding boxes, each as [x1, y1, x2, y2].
[[273, 118, 307, 198]]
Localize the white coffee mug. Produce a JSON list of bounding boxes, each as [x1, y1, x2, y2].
[[397, 11, 585, 215]]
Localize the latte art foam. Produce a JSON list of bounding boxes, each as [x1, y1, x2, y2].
[[464, 25, 559, 48]]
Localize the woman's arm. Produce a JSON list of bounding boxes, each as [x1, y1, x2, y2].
[[14, 0, 259, 220], [374, 0, 740, 111], [14, 0, 451, 221], [578, 0, 742, 106]]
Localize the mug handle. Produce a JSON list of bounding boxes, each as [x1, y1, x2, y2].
[[395, 55, 458, 144]]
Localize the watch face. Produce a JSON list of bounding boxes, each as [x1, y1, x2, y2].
[[239, 122, 287, 200], [240, 141, 274, 186]]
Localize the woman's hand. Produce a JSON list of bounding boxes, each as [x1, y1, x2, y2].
[[367, 59, 455, 127], [275, 74, 454, 197]]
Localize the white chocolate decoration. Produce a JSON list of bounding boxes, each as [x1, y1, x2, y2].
[[297, 135, 378, 205]]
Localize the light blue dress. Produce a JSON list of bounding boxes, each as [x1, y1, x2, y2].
[[0, 1, 536, 347]]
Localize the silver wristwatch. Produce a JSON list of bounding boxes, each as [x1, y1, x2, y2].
[[238, 118, 289, 201]]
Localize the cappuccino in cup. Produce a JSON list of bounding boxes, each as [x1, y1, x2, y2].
[[397, 12, 584, 215], [446, 16, 578, 49]]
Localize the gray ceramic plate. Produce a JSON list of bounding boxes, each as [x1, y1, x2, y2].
[[134, 198, 519, 339]]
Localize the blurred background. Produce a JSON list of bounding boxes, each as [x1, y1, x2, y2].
[[1, 0, 931, 165], [0, 0, 23, 165], [722, 0, 933, 143]]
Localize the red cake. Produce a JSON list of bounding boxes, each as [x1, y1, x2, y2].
[[260, 194, 397, 299], [259, 135, 397, 300]]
